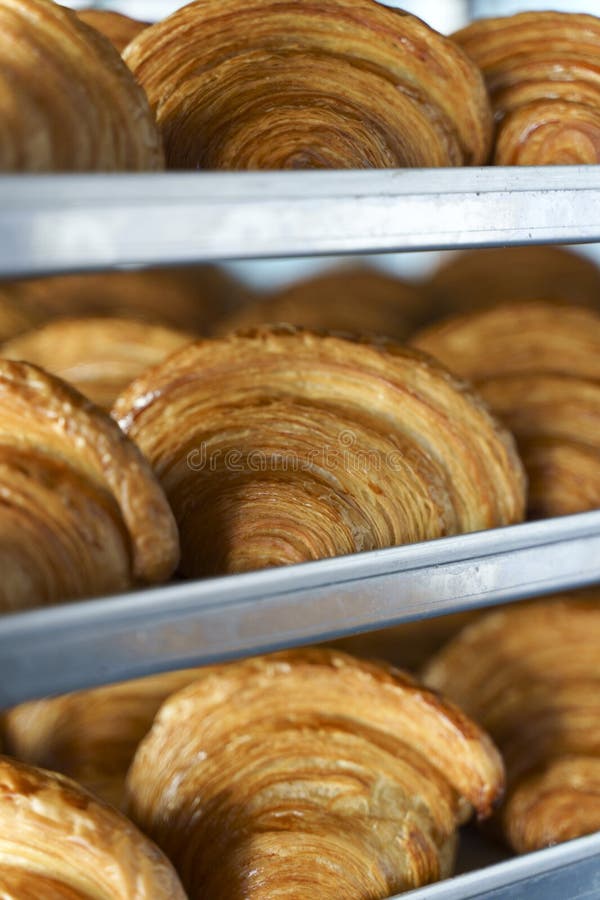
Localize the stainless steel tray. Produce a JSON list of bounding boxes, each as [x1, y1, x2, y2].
[[2, 510, 599, 705], [2, 166, 600, 276]]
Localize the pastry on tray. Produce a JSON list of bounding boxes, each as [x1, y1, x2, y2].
[[126, 649, 504, 898], [216, 265, 429, 340], [0, 360, 179, 612], [454, 12, 600, 164], [113, 327, 525, 577], [424, 597, 600, 853], [77, 8, 149, 53], [0, 756, 185, 897], [0, 0, 163, 171], [2, 317, 193, 408], [124, 0, 492, 169]]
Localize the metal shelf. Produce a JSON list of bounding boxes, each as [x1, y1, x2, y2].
[[2, 510, 599, 705], [2, 166, 600, 277]]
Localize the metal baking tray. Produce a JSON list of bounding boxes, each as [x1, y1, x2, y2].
[[1, 509, 599, 705], [2, 166, 600, 277]]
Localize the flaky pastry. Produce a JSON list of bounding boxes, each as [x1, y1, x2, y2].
[[113, 327, 525, 577], [0, 360, 179, 611], [76, 8, 149, 53], [0, 0, 163, 171], [126, 649, 504, 898], [0, 756, 185, 898], [424, 597, 600, 853], [124, 0, 492, 169]]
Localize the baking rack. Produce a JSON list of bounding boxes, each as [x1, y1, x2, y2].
[[2, 165, 599, 898]]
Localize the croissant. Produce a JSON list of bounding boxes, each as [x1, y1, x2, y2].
[[454, 12, 600, 165], [76, 8, 149, 53], [3, 668, 206, 809], [0, 360, 179, 612], [423, 597, 600, 853], [216, 265, 428, 340], [2, 317, 193, 409], [0, 756, 186, 898], [0, 289, 46, 342], [113, 327, 525, 578], [0, 0, 163, 172], [424, 247, 600, 319], [123, 0, 492, 170], [126, 649, 504, 898], [0, 265, 247, 334]]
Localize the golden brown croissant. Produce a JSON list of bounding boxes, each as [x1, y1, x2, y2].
[[124, 0, 492, 169], [0, 265, 247, 334], [0, 290, 47, 343], [113, 327, 525, 578], [454, 12, 600, 165], [216, 265, 428, 340], [425, 246, 600, 319], [0, 756, 186, 898], [126, 649, 504, 898], [0, 360, 179, 612], [0, 0, 163, 172], [2, 317, 193, 409], [3, 668, 206, 809], [76, 8, 149, 53], [423, 597, 600, 853]]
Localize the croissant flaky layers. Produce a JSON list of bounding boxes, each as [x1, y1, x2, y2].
[[124, 0, 492, 169], [126, 649, 504, 898], [0, 0, 163, 171], [113, 328, 526, 578], [0, 756, 186, 898], [424, 599, 600, 854], [455, 12, 600, 165], [0, 360, 179, 612], [76, 8, 149, 53]]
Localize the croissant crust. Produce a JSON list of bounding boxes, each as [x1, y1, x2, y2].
[[124, 0, 492, 169], [76, 8, 149, 53]]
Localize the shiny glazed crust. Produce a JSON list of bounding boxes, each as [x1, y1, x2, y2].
[[113, 327, 525, 578], [76, 8, 149, 53], [126, 649, 504, 898], [423, 597, 600, 853], [2, 317, 193, 408], [454, 12, 600, 165], [124, 0, 492, 169], [0, 360, 179, 611], [0, 756, 186, 898], [0, 0, 163, 171]]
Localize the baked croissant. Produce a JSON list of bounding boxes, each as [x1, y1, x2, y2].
[[0, 360, 179, 612], [76, 8, 149, 53], [3, 668, 205, 809], [0, 265, 247, 334], [0, 290, 46, 343], [113, 327, 525, 578], [216, 265, 428, 341], [412, 302, 600, 518], [2, 317, 193, 409], [423, 597, 600, 853], [0, 0, 163, 172], [0, 756, 186, 898], [126, 649, 504, 898], [124, 0, 492, 169], [454, 12, 600, 165], [425, 246, 600, 319]]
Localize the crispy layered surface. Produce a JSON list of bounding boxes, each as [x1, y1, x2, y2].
[[76, 8, 149, 53], [0, 360, 178, 610], [126, 649, 504, 898], [423, 598, 600, 853], [113, 327, 525, 577], [455, 12, 600, 164], [0, 756, 185, 898], [124, 0, 491, 169], [0, 0, 163, 171], [2, 317, 193, 408]]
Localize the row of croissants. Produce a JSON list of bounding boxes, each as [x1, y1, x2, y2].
[[0, 593, 597, 897], [1, 243, 600, 612], [3, 0, 600, 169]]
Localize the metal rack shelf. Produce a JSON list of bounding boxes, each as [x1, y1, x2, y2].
[[2, 166, 600, 276], [2, 510, 599, 706]]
